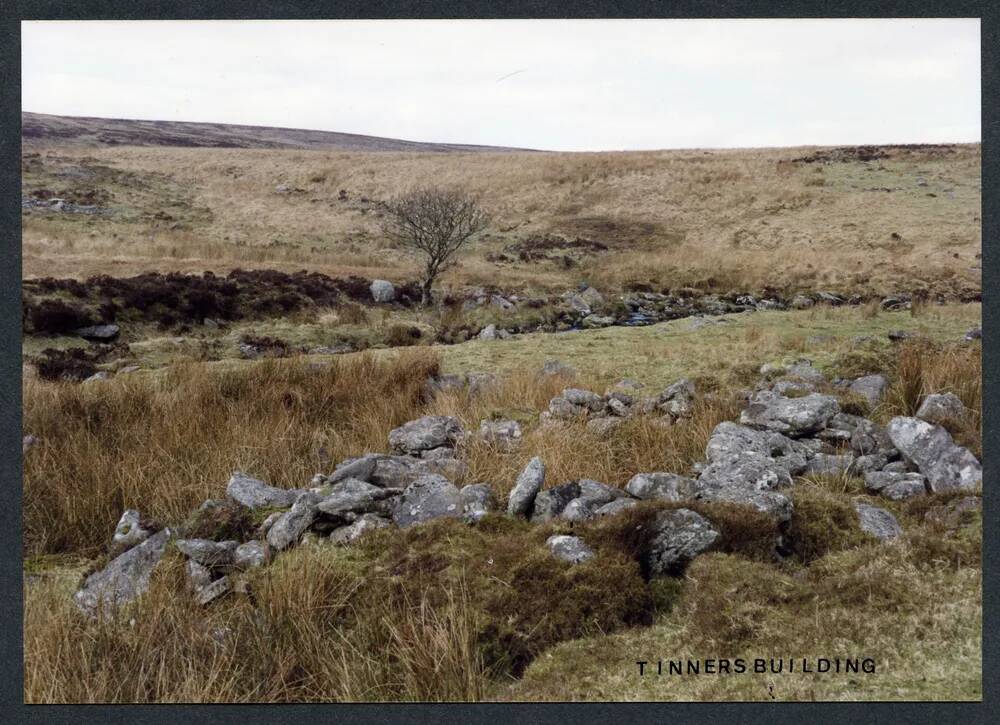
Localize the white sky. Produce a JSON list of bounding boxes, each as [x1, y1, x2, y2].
[[21, 19, 981, 151]]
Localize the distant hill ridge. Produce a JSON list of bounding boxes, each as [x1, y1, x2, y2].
[[21, 111, 535, 153]]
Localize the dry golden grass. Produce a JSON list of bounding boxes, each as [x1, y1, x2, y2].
[[23, 143, 981, 296]]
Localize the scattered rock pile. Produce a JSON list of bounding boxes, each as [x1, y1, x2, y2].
[[73, 365, 981, 617]]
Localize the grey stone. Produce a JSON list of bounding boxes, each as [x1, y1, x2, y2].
[[233, 541, 268, 569], [83, 372, 112, 383], [316, 478, 397, 522], [266, 492, 321, 550], [625, 472, 694, 501], [459, 483, 496, 523], [75, 324, 120, 341], [195, 576, 232, 606], [863, 470, 927, 495], [74, 528, 172, 616], [391, 474, 463, 528], [851, 454, 889, 474], [739, 390, 840, 436], [785, 360, 827, 384], [548, 395, 589, 420], [478, 324, 499, 340], [175, 539, 239, 569], [915, 393, 969, 427], [771, 380, 815, 396], [582, 314, 615, 329], [329, 514, 391, 544], [886, 416, 981, 492], [704, 422, 810, 475], [657, 378, 696, 418], [507, 457, 545, 517], [882, 460, 910, 473], [112, 509, 152, 552], [790, 295, 815, 310], [388, 415, 463, 454], [185, 560, 212, 592], [881, 480, 929, 500], [562, 388, 605, 411], [530, 482, 581, 522], [370, 279, 396, 303], [850, 419, 899, 458], [22, 434, 40, 454], [546, 535, 595, 565], [849, 375, 888, 406], [646, 509, 720, 576], [965, 327, 982, 341], [854, 502, 903, 541], [419, 446, 456, 461], [226, 472, 302, 510], [693, 451, 795, 521], [593, 498, 639, 517], [328, 455, 378, 484]]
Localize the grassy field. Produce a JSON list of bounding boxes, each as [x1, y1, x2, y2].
[[22, 143, 981, 297], [22, 302, 981, 702]]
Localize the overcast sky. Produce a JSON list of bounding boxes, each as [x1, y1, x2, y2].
[[22, 19, 980, 151]]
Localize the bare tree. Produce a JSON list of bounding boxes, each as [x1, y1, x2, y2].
[[379, 188, 490, 305]]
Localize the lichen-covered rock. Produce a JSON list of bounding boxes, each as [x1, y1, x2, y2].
[[507, 457, 545, 517], [593, 498, 639, 517], [704, 422, 809, 474], [329, 514, 391, 544], [530, 482, 581, 522], [561, 388, 605, 411], [175, 539, 239, 569], [266, 492, 321, 550], [854, 502, 903, 541], [233, 540, 268, 569], [693, 453, 795, 522], [185, 559, 212, 592], [915, 393, 969, 427], [195, 576, 232, 606], [850, 419, 899, 458], [864, 470, 928, 496], [546, 535, 595, 564], [226, 472, 302, 510], [370, 279, 396, 303], [739, 390, 840, 436], [886, 416, 981, 492], [625, 472, 694, 501], [646, 509, 719, 576], [74, 528, 172, 616], [316, 478, 398, 522], [459, 483, 496, 523], [327, 455, 379, 484], [388, 415, 463, 455], [112, 509, 153, 552], [657, 378, 696, 417], [849, 374, 888, 406], [391, 474, 462, 528]]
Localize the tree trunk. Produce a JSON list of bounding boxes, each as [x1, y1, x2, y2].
[[421, 277, 434, 306]]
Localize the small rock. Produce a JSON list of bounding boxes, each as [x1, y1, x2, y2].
[[626, 472, 694, 501], [233, 540, 268, 569], [593, 498, 639, 517], [370, 279, 396, 303], [329, 514, 391, 544], [507, 457, 545, 517], [388, 415, 463, 455], [646, 508, 720, 576], [75, 324, 120, 342], [74, 528, 172, 616], [479, 419, 522, 448], [22, 434, 40, 454], [854, 502, 903, 541], [112, 509, 153, 552], [546, 535, 594, 565], [459, 483, 496, 523], [739, 390, 840, 436], [657, 378, 696, 418], [175, 539, 239, 569], [849, 374, 888, 406], [915, 393, 969, 427], [226, 472, 302, 510], [196, 576, 232, 606], [886, 416, 981, 492], [266, 492, 321, 550], [391, 474, 463, 528]]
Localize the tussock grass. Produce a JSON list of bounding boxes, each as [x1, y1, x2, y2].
[[23, 350, 439, 556]]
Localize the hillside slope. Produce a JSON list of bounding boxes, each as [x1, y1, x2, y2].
[[21, 111, 532, 153]]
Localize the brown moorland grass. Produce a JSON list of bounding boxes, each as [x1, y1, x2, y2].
[[22, 143, 981, 296]]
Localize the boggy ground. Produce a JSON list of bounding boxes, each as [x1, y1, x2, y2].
[[22, 303, 981, 702], [22, 143, 981, 298]]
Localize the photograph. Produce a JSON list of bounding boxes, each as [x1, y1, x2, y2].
[[17, 17, 982, 703]]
